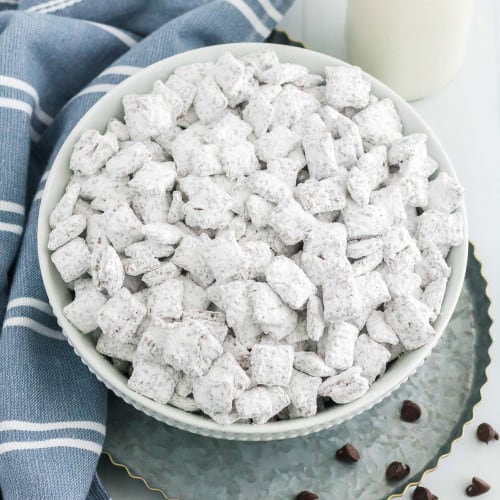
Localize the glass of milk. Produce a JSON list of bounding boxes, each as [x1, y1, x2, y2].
[[345, 0, 475, 101]]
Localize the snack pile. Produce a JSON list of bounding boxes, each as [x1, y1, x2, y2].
[[49, 49, 465, 425]]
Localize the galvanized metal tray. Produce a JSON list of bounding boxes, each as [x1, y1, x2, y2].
[[102, 242, 492, 500]]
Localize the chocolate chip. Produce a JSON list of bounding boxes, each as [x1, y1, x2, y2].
[[386, 461, 411, 480], [413, 486, 438, 500], [295, 491, 319, 500], [466, 477, 491, 496], [477, 423, 499, 444], [401, 400, 422, 422], [335, 443, 360, 463]]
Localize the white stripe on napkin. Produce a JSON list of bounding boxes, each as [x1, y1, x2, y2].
[[0, 97, 32, 115], [27, 0, 81, 14], [225, 0, 270, 37], [0, 438, 101, 455], [86, 21, 137, 48], [0, 201, 24, 216], [3, 317, 65, 340], [257, 0, 282, 22], [99, 65, 142, 77], [7, 298, 53, 316], [75, 84, 116, 98], [0, 420, 105, 435], [33, 189, 44, 202], [0, 76, 53, 125], [0, 222, 23, 235]]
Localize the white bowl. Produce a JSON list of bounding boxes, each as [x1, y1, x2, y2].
[[38, 43, 468, 441]]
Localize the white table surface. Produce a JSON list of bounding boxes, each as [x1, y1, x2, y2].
[[100, 1, 500, 498]]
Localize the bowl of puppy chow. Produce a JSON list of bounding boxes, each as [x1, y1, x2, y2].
[[38, 43, 467, 440]]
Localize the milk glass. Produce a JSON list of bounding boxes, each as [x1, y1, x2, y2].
[[346, 0, 475, 101]]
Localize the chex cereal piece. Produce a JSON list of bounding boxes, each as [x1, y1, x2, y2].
[[427, 172, 464, 213], [241, 49, 279, 74], [304, 221, 347, 259], [90, 243, 124, 295], [165, 74, 197, 116], [342, 200, 389, 239], [293, 352, 335, 378], [382, 225, 412, 260], [324, 321, 359, 371], [318, 366, 370, 404], [219, 280, 262, 346], [128, 161, 176, 194], [415, 244, 451, 286], [383, 268, 422, 299], [266, 158, 302, 189], [69, 130, 119, 175], [384, 295, 435, 350], [242, 93, 274, 137], [106, 142, 150, 178], [203, 112, 252, 144], [416, 209, 463, 250], [183, 310, 227, 344], [219, 141, 258, 181], [346, 237, 383, 259], [190, 144, 223, 176], [179, 275, 211, 312], [123, 248, 160, 276], [97, 287, 146, 343], [223, 335, 251, 370], [323, 264, 362, 322], [356, 271, 390, 310], [123, 93, 174, 141], [96, 335, 136, 362], [102, 203, 143, 253], [248, 282, 298, 340], [390, 172, 429, 208], [371, 185, 405, 224], [227, 64, 259, 107], [354, 334, 391, 383], [204, 231, 245, 283], [288, 369, 322, 418], [167, 191, 184, 224], [163, 321, 222, 377], [254, 125, 301, 163], [147, 279, 183, 320], [171, 127, 204, 176], [258, 62, 307, 85], [300, 252, 333, 286], [387, 133, 426, 165], [250, 343, 294, 387], [246, 194, 274, 228], [272, 85, 320, 129], [133, 326, 165, 364], [353, 98, 403, 149], [347, 166, 371, 206], [51, 237, 90, 283], [142, 222, 183, 246], [126, 240, 174, 259], [366, 310, 399, 345], [48, 214, 86, 251], [64, 286, 107, 334], [295, 177, 346, 214], [174, 60, 214, 84], [300, 113, 338, 180], [247, 171, 291, 204], [172, 236, 215, 287], [214, 52, 245, 98], [325, 65, 370, 109], [268, 198, 315, 245], [169, 395, 199, 413], [142, 260, 180, 287], [176, 373, 193, 397], [422, 278, 447, 322], [352, 249, 384, 276], [240, 240, 274, 280], [234, 387, 272, 424], [106, 118, 129, 141], [194, 74, 228, 124], [384, 240, 421, 274], [152, 80, 183, 121], [128, 361, 180, 405], [265, 256, 316, 310], [306, 295, 326, 341], [50, 183, 82, 229]]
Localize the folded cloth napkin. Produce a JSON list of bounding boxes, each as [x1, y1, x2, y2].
[[0, 1, 293, 498]]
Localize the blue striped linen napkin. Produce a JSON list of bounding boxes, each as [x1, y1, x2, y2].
[[0, 1, 293, 498]]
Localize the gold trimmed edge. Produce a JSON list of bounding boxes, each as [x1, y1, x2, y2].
[[102, 451, 178, 500], [387, 241, 493, 499]]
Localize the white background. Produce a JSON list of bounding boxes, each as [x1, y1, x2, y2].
[[100, 0, 500, 497]]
